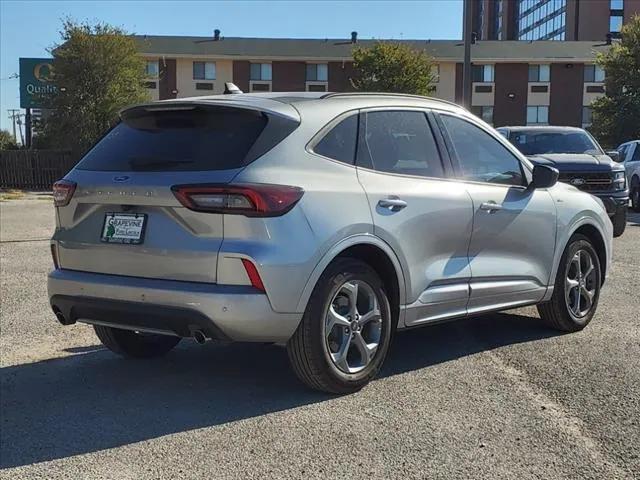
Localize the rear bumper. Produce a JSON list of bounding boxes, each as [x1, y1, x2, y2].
[[47, 269, 302, 342]]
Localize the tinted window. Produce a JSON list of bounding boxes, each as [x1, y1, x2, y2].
[[313, 114, 358, 164], [633, 145, 640, 162], [76, 106, 293, 172], [357, 111, 444, 178], [617, 144, 629, 160], [508, 130, 601, 155], [441, 114, 524, 186]]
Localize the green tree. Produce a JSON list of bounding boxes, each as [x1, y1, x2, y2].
[[0, 129, 19, 150], [590, 15, 640, 147], [351, 42, 437, 95], [39, 19, 149, 153]]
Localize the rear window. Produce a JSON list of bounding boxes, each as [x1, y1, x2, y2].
[[76, 105, 296, 171], [313, 114, 358, 164]]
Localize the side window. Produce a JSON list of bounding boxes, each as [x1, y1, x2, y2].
[[357, 111, 444, 178], [631, 145, 640, 162], [440, 114, 525, 187], [617, 144, 629, 161], [313, 114, 358, 164]]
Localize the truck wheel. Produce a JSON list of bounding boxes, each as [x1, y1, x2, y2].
[[94, 325, 181, 358], [612, 206, 627, 237], [537, 234, 601, 332], [631, 177, 640, 212], [287, 258, 393, 394]]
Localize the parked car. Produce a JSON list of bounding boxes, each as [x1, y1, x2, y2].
[[616, 139, 640, 211], [498, 126, 629, 237], [49, 91, 613, 394]]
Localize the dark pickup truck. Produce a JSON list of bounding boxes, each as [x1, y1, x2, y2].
[[498, 126, 628, 237]]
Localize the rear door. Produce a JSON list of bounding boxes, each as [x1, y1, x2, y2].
[[54, 103, 298, 283], [437, 112, 556, 314], [624, 142, 640, 179], [354, 109, 474, 326]]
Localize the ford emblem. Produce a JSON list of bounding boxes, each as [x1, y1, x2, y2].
[[113, 175, 131, 183], [570, 178, 586, 186]]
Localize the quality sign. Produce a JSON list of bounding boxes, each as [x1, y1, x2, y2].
[[19, 58, 57, 109]]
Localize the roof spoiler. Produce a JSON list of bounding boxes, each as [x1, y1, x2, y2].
[[224, 82, 243, 94]]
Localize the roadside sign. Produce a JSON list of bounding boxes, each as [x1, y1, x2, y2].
[[19, 58, 57, 109]]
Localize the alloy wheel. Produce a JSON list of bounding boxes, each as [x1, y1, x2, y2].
[[564, 249, 597, 319], [324, 280, 382, 374]]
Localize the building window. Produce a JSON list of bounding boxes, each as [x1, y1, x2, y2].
[[472, 64, 494, 82], [584, 65, 605, 82], [493, 0, 504, 39], [527, 106, 549, 125], [528, 64, 550, 82], [610, 0, 623, 9], [145, 60, 159, 78], [517, 0, 567, 41], [582, 106, 593, 126], [610, 15, 623, 35], [250, 63, 272, 81], [306, 63, 328, 82], [471, 106, 494, 125], [193, 62, 216, 80]]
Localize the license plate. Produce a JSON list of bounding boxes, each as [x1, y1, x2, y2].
[[101, 213, 147, 244]]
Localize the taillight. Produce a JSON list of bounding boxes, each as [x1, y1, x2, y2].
[[52, 179, 76, 207], [241, 258, 266, 292], [171, 183, 304, 217]]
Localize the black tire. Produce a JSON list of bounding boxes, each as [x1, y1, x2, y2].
[[631, 177, 640, 212], [537, 234, 601, 332], [94, 325, 181, 358], [612, 206, 627, 237], [287, 258, 393, 394]]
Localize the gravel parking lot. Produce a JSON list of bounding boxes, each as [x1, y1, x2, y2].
[[1, 198, 639, 480]]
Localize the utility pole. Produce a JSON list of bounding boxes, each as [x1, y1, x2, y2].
[[15, 115, 24, 146], [7, 109, 21, 144], [462, 0, 473, 109], [25, 108, 32, 149]]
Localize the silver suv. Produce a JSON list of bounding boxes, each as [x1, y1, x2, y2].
[[48, 92, 613, 393]]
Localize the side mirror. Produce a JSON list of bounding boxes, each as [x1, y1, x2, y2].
[[530, 165, 559, 189], [607, 150, 621, 162]]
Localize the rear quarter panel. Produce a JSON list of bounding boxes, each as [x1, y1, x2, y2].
[[222, 105, 377, 313]]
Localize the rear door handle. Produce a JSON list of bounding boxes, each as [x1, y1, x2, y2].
[[378, 197, 407, 212], [479, 201, 503, 213]]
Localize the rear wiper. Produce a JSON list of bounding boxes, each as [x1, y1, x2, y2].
[[128, 157, 195, 170]]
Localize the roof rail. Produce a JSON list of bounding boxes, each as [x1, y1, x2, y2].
[[321, 91, 462, 109]]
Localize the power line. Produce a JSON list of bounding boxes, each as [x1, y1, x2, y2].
[[0, 73, 19, 81]]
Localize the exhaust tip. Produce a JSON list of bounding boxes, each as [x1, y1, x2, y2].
[[193, 330, 207, 345], [52, 307, 73, 325]]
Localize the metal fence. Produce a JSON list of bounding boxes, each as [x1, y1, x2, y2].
[[0, 150, 78, 190]]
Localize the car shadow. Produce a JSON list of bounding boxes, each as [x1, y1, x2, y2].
[[627, 211, 640, 226], [1, 311, 559, 469]]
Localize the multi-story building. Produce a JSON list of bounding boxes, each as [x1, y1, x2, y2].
[[472, 0, 640, 41], [137, 33, 609, 128]]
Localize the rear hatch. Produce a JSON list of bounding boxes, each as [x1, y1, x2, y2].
[[54, 100, 299, 283]]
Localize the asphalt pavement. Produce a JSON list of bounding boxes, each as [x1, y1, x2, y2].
[[1, 199, 638, 479]]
